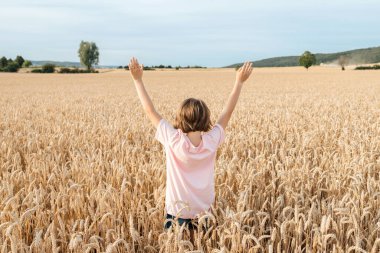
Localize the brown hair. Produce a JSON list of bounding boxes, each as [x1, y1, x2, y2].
[[173, 98, 212, 133]]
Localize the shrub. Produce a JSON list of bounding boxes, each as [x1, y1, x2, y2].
[[355, 65, 380, 70], [4, 62, 20, 72], [42, 64, 55, 73], [31, 69, 43, 73], [59, 68, 74, 73], [58, 67, 98, 74]]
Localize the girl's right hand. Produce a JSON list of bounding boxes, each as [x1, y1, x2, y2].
[[235, 62, 253, 84], [129, 57, 144, 81]]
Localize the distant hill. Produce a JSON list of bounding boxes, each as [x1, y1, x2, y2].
[[31, 60, 81, 67], [226, 46, 380, 68], [31, 60, 117, 69]]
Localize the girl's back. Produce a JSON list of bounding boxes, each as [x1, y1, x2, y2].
[[155, 118, 225, 219]]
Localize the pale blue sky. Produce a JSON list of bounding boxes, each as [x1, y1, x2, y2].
[[1, 0, 379, 67]]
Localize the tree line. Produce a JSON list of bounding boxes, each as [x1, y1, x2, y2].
[[0, 56, 32, 72], [1, 41, 100, 74], [118, 65, 206, 70]]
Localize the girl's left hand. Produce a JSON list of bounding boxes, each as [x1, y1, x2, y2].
[[129, 57, 144, 81]]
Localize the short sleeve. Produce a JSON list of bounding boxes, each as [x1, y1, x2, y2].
[[206, 124, 225, 147], [155, 119, 177, 145]]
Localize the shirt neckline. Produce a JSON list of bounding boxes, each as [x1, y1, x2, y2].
[[179, 129, 203, 148]]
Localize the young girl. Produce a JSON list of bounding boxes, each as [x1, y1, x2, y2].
[[128, 57, 253, 233]]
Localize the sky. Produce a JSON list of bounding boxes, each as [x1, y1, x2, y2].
[[1, 0, 379, 67]]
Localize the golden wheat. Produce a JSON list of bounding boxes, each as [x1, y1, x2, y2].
[[0, 67, 379, 252]]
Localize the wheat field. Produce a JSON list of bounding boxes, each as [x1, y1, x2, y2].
[[0, 67, 379, 252]]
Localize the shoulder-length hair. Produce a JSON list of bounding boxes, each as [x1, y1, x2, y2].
[[173, 98, 212, 133]]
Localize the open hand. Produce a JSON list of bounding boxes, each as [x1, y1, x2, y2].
[[129, 57, 144, 81], [236, 62, 253, 84]]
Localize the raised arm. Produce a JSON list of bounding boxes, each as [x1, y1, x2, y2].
[[217, 62, 253, 129], [129, 57, 162, 127]]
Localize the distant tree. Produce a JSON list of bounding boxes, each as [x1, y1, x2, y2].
[[15, 55, 25, 67], [117, 66, 123, 69], [299, 51, 316, 70], [0, 57, 8, 68], [338, 55, 349, 71], [124, 65, 129, 70], [167, 65, 172, 69], [22, 60, 32, 68], [42, 63, 55, 73], [78, 41, 99, 70], [158, 64, 165, 68]]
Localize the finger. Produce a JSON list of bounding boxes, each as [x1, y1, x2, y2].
[[245, 61, 250, 69], [248, 64, 253, 75], [248, 62, 253, 71], [243, 62, 249, 72]]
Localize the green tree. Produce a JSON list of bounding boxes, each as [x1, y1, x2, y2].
[[15, 55, 25, 67], [22, 60, 32, 68], [78, 41, 99, 70], [0, 57, 8, 68], [299, 51, 316, 70]]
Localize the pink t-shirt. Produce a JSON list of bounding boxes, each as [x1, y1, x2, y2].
[[155, 119, 225, 219]]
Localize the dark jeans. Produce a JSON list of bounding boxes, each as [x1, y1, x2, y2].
[[164, 213, 197, 230], [164, 213, 209, 231]]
